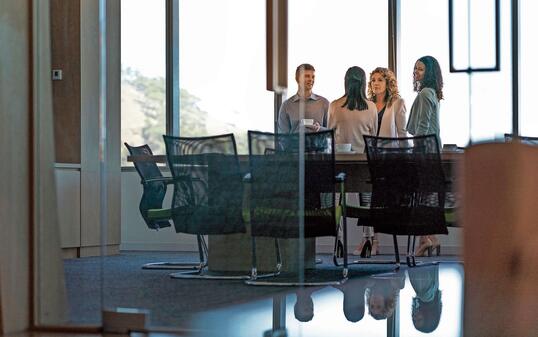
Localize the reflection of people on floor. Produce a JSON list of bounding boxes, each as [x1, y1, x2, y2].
[[366, 270, 406, 320], [334, 278, 373, 322], [408, 264, 442, 333], [294, 287, 317, 322]]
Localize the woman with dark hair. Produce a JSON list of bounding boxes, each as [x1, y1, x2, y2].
[[408, 265, 443, 333], [328, 66, 378, 258], [334, 277, 373, 323], [407, 55, 444, 256], [407, 55, 443, 140], [328, 66, 378, 153], [293, 287, 316, 322]]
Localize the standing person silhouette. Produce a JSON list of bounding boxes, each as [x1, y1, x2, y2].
[[408, 264, 443, 333], [277, 63, 329, 134], [352, 67, 408, 256], [407, 55, 444, 256], [328, 66, 378, 258]]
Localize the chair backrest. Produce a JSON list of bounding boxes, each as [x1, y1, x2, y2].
[[124, 142, 171, 230], [504, 133, 538, 145], [363, 134, 448, 236], [162, 134, 245, 235], [247, 130, 337, 238]]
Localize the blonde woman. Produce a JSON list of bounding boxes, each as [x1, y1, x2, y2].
[[368, 67, 407, 138], [352, 67, 407, 257]]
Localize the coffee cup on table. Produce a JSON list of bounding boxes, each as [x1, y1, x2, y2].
[[442, 144, 458, 151], [335, 143, 352, 152], [301, 118, 314, 126]]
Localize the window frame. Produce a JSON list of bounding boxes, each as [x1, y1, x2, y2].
[[163, 0, 521, 143]]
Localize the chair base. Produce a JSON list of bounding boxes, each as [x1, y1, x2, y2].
[[351, 258, 400, 266], [169, 267, 280, 280], [245, 267, 349, 287], [170, 268, 251, 280], [142, 261, 207, 270], [245, 278, 347, 287], [406, 256, 440, 268]]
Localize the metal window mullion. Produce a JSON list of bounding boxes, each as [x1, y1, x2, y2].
[[166, 0, 180, 136], [388, 0, 400, 76], [511, 0, 519, 136]]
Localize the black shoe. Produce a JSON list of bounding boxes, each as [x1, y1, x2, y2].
[[360, 239, 372, 258], [335, 239, 344, 258]]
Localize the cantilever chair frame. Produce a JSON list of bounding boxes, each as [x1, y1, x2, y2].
[[161, 133, 271, 281], [333, 206, 402, 268], [245, 130, 349, 286], [345, 135, 450, 268], [124, 142, 208, 271]]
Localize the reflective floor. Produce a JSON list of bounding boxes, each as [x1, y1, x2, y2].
[[188, 263, 463, 337]]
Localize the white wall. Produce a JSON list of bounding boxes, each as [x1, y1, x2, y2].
[[121, 169, 199, 251]]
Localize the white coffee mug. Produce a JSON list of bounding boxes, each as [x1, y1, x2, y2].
[[301, 118, 314, 126], [335, 143, 352, 152]]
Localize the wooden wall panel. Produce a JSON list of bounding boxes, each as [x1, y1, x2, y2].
[[50, 0, 81, 163]]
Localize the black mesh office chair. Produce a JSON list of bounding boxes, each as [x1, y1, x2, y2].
[[360, 135, 449, 267], [245, 130, 348, 286], [124, 142, 207, 270], [160, 134, 250, 279]]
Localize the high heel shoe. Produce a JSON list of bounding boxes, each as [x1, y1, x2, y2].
[[360, 239, 372, 258], [430, 236, 441, 256], [371, 239, 379, 256], [352, 239, 368, 256], [335, 239, 344, 258], [415, 238, 433, 257]]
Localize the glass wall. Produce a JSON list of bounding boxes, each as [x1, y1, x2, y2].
[[400, 0, 512, 146], [121, 0, 166, 164], [178, 0, 273, 153], [34, 0, 532, 332]]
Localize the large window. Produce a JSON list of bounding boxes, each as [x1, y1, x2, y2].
[[122, 0, 530, 159], [288, 0, 388, 104], [178, 0, 273, 153], [400, 0, 512, 146], [121, 0, 166, 164]]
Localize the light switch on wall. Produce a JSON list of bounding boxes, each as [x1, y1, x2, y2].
[[52, 69, 63, 80]]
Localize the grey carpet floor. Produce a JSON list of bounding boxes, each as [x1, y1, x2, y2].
[[64, 251, 461, 328]]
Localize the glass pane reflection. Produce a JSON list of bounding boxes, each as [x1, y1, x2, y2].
[[189, 263, 463, 337]]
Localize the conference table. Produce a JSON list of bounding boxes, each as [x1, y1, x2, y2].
[[128, 151, 462, 272], [127, 151, 462, 192]]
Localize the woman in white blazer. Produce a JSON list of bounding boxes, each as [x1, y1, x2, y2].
[[352, 67, 408, 257], [368, 67, 407, 138]]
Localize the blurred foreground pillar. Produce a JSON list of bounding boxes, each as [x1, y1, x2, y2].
[[463, 142, 538, 336]]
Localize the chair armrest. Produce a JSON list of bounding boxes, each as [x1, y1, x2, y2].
[[243, 172, 251, 183], [335, 172, 346, 182], [144, 176, 174, 185], [146, 175, 205, 186], [147, 207, 172, 220]]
